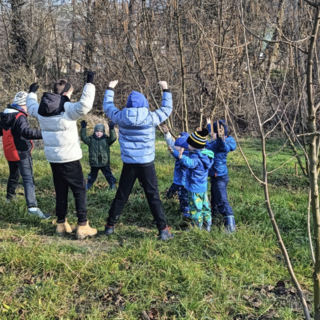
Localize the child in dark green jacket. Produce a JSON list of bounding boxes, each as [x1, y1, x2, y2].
[[80, 120, 117, 190]]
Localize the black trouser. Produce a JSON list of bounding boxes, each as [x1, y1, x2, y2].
[[87, 166, 116, 189], [107, 162, 167, 230], [50, 160, 87, 224], [7, 157, 37, 208]]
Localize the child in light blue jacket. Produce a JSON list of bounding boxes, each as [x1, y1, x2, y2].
[[103, 80, 174, 241]]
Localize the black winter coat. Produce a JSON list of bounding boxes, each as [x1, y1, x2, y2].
[[0, 105, 42, 160]]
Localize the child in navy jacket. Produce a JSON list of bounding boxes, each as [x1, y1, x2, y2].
[[207, 119, 237, 232], [162, 125, 190, 218], [169, 128, 214, 230]]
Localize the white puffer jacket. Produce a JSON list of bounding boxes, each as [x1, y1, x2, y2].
[[26, 83, 95, 163]]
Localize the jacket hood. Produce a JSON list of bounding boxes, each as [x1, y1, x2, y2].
[[213, 119, 228, 136], [38, 92, 70, 117], [179, 132, 189, 138], [94, 123, 105, 133], [199, 149, 214, 170], [0, 105, 27, 129], [175, 133, 189, 149], [126, 91, 149, 109], [93, 123, 106, 140]]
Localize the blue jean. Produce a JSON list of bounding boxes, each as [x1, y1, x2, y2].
[[7, 157, 37, 208], [167, 183, 189, 215], [210, 174, 234, 217], [87, 166, 116, 189]]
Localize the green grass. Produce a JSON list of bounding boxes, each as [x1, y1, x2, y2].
[[0, 137, 314, 319]]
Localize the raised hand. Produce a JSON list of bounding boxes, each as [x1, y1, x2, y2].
[[108, 80, 119, 89], [206, 117, 211, 125], [29, 83, 39, 93], [109, 121, 115, 129], [86, 71, 96, 84], [217, 121, 225, 140], [81, 120, 87, 128], [158, 81, 168, 90]]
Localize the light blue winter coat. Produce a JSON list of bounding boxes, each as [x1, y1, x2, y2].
[[103, 89, 172, 164]]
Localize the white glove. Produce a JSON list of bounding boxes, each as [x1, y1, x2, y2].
[[158, 81, 168, 90], [108, 80, 119, 89]]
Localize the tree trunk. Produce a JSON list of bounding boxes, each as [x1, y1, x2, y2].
[[305, 4, 320, 318], [10, 0, 28, 65], [175, 0, 188, 132]]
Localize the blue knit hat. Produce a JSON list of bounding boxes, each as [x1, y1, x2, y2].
[[213, 120, 228, 136], [175, 132, 189, 149]]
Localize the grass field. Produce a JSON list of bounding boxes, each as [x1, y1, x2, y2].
[[0, 136, 313, 319]]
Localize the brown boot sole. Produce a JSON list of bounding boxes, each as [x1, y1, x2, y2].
[[56, 231, 75, 237], [75, 233, 97, 240]]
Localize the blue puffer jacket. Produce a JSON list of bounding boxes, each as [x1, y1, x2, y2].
[[173, 150, 189, 186], [206, 126, 236, 177], [103, 89, 172, 164], [172, 149, 214, 193]]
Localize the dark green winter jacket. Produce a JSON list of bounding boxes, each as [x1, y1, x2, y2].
[[80, 124, 117, 167]]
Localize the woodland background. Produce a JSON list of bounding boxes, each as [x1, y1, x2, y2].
[[0, 0, 313, 136]]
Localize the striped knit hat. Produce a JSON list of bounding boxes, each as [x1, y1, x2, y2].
[[187, 128, 208, 149], [13, 91, 28, 106]]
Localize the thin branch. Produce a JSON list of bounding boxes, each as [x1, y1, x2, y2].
[[267, 156, 297, 174], [303, 0, 320, 8], [189, 12, 251, 50], [238, 7, 309, 54]]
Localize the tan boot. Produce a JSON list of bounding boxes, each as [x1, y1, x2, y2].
[[56, 218, 77, 236], [76, 221, 97, 240]]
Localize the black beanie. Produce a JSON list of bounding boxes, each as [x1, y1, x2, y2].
[[187, 128, 208, 149]]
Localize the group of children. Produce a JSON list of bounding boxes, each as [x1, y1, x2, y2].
[[163, 119, 236, 232], [0, 73, 236, 240]]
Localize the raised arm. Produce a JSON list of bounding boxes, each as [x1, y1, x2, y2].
[[216, 136, 237, 153], [103, 80, 123, 125], [80, 120, 90, 145], [26, 83, 40, 118], [107, 121, 117, 146], [150, 81, 173, 126], [161, 124, 175, 149], [170, 149, 199, 169], [65, 73, 96, 120]]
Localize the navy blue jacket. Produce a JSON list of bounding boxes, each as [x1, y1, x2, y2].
[[206, 136, 236, 177]]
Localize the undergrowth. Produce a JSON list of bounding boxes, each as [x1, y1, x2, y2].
[[0, 137, 313, 319]]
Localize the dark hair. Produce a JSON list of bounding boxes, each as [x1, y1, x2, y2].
[[53, 79, 73, 95]]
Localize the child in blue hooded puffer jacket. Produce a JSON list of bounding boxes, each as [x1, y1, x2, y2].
[[103, 80, 174, 241], [169, 128, 214, 230], [162, 125, 190, 218], [206, 119, 237, 232]]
